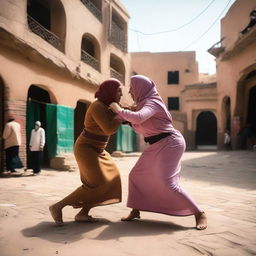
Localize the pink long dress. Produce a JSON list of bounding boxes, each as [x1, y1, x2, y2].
[[117, 99, 202, 216]]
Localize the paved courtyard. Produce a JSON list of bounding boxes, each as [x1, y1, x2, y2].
[[0, 151, 255, 256]]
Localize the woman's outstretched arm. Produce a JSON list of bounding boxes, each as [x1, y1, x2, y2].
[[115, 101, 159, 124]]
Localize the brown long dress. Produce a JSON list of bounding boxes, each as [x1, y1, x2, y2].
[[60, 100, 121, 208]]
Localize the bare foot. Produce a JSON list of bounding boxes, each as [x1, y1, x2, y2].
[[195, 212, 207, 230], [121, 209, 140, 221], [49, 204, 63, 226], [75, 214, 98, 222]]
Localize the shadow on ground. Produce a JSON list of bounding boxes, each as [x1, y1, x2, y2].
[[22, 219, 191, 243], [182, 151, 256, 190]]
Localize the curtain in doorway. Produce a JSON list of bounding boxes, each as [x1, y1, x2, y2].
[[45, 104, 57, 159], [26, 101, 42, 168], [56, 105, 74, 155], [26, 101, 41, 140], [27, 101, 74, 161], [116, 125, 136, 152], [46, 104, 74, 158]]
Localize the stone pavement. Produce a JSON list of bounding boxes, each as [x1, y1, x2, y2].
[[0, 151, 255, 256]]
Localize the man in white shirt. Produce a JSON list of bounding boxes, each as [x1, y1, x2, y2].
[[2, 114, 23, 172], [29, 121, 45, 175]]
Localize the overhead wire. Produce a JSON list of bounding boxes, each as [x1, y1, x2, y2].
[[129, 0, 216, 35], [181, 0, 232, 50]]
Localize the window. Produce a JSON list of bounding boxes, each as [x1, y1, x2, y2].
[[81, 35, 100, 71], [27, 0, 66, 52], [168, 97, 179, 110], [110, 54, 125, 83], [109, 9, 127, 52], [80, 0, 102, 21], [167, 71, 179, 84]]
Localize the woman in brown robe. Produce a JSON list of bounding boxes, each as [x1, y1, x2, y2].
[[49, 79, 123, 225]]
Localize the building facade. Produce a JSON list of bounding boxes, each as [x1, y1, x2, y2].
[[208, 0, 256, 150], [181, 74, 217, 150], [131, 0, 256, 151], [131, 51, 218, 150], [0, 0, 131, 171]]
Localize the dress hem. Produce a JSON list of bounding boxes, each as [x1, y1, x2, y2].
[[126, 206, 200, 217], [71, 198, 122, 209]]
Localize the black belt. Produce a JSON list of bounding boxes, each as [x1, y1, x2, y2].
[[144, 132, 172, 145]]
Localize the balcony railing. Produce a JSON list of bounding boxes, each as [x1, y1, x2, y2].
[[222, 27, 256, 60], [109, 21, 127, 52], [80, 0, 102, 21], [110, 68, 124, 83], [81, 49, 99, 71], [27, 15, 64, 52], [208, 37, 225, 57]]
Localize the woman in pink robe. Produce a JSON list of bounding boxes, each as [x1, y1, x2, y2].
[[110, 75, 207, 230]]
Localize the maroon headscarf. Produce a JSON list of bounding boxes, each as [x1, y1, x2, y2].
[[95, 79, 122, 106]]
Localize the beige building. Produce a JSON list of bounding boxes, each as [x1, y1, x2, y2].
[[0, 0, 131, 171], [131, 51, 218, 150], [208, 0, 256, 149], [181, 74, 217, 150], [131, 0, 256, 151]]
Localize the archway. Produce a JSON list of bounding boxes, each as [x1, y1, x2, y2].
[[81, 34, 100, 71], [0, 78, 4, 172], [74, 100, 90, 142], [234, 68, 256, 149], [241, 85, 256, 149], [27, 85, 51, 168], [110, 53, 125, 83], [196, 111, 217, 148]]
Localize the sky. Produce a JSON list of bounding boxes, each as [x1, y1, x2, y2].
[[120, 0, 236, 74]]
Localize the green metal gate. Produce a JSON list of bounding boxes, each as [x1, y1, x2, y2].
[[116, 125, 137, 152], [27, 101, 74, 163]]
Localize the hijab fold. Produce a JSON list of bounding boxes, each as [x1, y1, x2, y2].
[[95, 79, 121, 106], [131, 75, 172, 122]]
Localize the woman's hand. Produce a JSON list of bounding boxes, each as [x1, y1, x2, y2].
[[109, 102, 122, 113], [128, 105, 137, 111], [120, 104, 137, 111]]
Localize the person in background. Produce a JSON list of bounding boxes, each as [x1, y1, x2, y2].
[[240, 8, 256, 35], [2, 113, 23, 173], [29, 121, 45, 175], [224, 130, 231, 150]]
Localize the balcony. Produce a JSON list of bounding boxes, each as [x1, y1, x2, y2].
[[110, 68, 124, 83], [221, 26, 256, 60], [80, 0, 102, 21], [27, 15, 64, 52], [208, 37, 225, 57], [109, 21, 127, 52], [81, 49, 99, 71]]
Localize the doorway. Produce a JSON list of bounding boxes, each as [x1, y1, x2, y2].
[[27, 85, 51, 168], [74, 101, 89, 142], [0, 79, 4, 172], [196, 111, 217, 149], [244, 85, 256, 148]]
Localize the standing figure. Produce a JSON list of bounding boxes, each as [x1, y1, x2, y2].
[[223, 130, 231, 150], [240, 9, 256, 35], [110, 75, 207, 230], [2, 114, 23, 173], [49, 79, 123, 225], [29, 121, 45, 175]]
